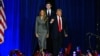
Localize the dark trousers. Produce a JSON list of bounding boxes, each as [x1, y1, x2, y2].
[[47, 23, 53, 53], [52, 32, 64, 56], [47, 36, 53, 53]]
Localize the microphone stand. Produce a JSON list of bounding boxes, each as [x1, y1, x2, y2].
[[87, 32, 100, 50], [90, 33, 100, 39], [88, 35, 92, 50]]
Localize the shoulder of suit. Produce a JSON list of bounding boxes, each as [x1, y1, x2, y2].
[[36, 16, 40, 19], [61, 16, 65, 18], [51, 10, 54, 12], [53, 16, 57, 19]]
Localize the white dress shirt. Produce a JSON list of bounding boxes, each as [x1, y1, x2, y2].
[[47, 9, 51, 16]]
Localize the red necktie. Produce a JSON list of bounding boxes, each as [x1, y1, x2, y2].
[[58, 16, 62, 32]]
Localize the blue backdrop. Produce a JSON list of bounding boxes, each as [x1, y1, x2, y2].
[[0, 0, 20, 56], [0, 0, 45, 56], [19, 0, 45, 56], [55, 0, 96, 52], [0, 0, 96, 56]]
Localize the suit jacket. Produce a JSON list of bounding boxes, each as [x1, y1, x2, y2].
[[45, 9, 55, 34], [45, 9, 55, 22], [51, 16, 68, 39], [35, 16, 49, 34]]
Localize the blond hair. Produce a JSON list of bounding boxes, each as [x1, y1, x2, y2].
[[39, 9, 48, 22]]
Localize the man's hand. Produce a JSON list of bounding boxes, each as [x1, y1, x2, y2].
[[65, 34, 68, 37], [46, 34, 49, 38], [50, 19, 54, 24], [36, 33, 39, 38]]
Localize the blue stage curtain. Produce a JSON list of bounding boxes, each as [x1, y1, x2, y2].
[[55, 0, 96, 52], [0, 0, 20, 56], [19, 0, 45, 56], [0, 0, 45, 56]]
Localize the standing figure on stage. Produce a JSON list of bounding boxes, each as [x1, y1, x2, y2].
[[35, 9, 49, 56], [46, 2, 55, 20], [45, 2, 55, 53], [50, 9, 68, 56]]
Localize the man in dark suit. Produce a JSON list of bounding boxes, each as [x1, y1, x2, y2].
[[45, 2, 55, 53], [46, 2, 55, 21], [50, 9, 68, 56]]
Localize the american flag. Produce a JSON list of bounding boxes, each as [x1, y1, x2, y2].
[[0, 0, 7, 44]]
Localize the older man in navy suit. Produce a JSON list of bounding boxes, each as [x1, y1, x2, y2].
[[50, 9, 68, 56]]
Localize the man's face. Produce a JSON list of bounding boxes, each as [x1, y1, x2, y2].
[[56, 10, 62, 16], [46, 4, 51, 9]]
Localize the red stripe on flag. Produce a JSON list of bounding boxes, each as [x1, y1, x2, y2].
[[0, 38, 2, 42], [0, 19, 5, 29], [0, 8, 6, 28], [0, 0, 6, 44], [0, 7, 6, 21], [0, 28, 4, 35], [0, 29, 4, 42]]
